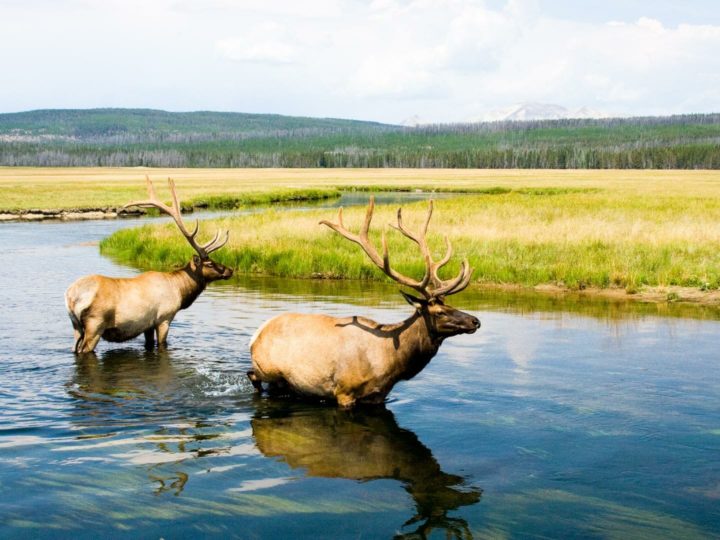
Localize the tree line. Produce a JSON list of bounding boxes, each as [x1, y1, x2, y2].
[[2, 143, 718, 169], [1, 110, 718, 169]]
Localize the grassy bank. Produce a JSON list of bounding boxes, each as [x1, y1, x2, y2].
[[101, 171, 720, 298]]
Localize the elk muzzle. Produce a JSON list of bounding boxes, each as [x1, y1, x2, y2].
[[433, 306, 480, 336], [201, 259, 234, 281]]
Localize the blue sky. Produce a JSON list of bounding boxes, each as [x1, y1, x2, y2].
[[0, 0, 718, 123]]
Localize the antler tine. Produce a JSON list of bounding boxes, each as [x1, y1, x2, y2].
[[390, 199, 472, 299], [145, 175, 158, 201], [436, 235, 453, 268], [200, 230, 221, 250], [392, 200, 433, 241], [202, 230, 229, 252], [160, 178, 211, 259], [168, 177, 181, 213], [319, 207, 362, 250], [421, 199, 433, 236], [432, 259, 474, 298], [204, 230, 230, 255], [360, 197, 373, 235], [188, 218, 199, 239], [320, 196, 429, 295], [122, 177, 233, 260], [123, 175, 173, 214], [428, 235, 454, 289], [390, 201, 436, 291], [450, 261, 474, 295], [319, 199, 382, 267]]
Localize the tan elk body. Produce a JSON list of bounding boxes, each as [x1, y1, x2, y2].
[[252, 406, 480, 537], [249, 198, 479, 408], [65, 178, 232, 353]]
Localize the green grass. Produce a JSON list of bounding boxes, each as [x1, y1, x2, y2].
[[182, 188, 340, 211], [341, 184, 600, 196], [6, 166, 720, 295], [100, 183, 720, 293]]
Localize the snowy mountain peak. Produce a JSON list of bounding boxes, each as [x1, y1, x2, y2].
[[400, 115, 425, 127], [474, 102, 609, 122]]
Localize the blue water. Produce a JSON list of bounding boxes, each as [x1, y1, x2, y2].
[[0, 198, 719, 539]]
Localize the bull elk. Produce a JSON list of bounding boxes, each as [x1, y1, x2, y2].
[[65, 178, 233, 353], [248, 197, 479, 408], [251, 405, 480, 537]]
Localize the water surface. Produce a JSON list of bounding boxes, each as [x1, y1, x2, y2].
[[1, 195, 719, 539]]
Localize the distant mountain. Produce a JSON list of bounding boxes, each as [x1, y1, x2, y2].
[[474, 102, 610, 122], [0, 108, 398, 139], [399, 115, 426, 127]]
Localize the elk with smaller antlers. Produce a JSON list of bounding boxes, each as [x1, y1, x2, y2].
[[248, 197, 479, 408], [65, 177, 233, 353]]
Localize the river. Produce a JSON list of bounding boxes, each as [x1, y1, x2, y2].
[[0, 193, 719, 539]]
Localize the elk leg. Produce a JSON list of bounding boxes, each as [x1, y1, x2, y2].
[[156, 320, 171, 349], [69, 311, 84, 352], [247, 370, 263, 393], [79, 319, 104, 353], [144, 329, 155, 349], [72, 328, 83, 353], [336, 393, 356, 409]]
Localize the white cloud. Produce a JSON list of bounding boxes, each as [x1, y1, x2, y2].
[[0, 1, 719, 122], [216, 23, 297, 65]]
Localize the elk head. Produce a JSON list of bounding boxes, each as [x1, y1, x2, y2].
[[123, 177, 233, 283], [320, 197, 479, 341]]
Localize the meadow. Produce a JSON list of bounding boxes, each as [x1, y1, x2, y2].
[[73, 167, 720, 302], [0, 167, 343, 212]]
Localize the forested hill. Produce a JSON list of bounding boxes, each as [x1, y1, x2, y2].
[[0, 108, 394, 138], [1, 108, 719, 169]]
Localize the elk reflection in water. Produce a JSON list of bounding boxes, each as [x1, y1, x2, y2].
[[252, 403, 482, 539], [68, 351, 481, 537], [69, 350, 231, 496], [69, 348, 182, 407]]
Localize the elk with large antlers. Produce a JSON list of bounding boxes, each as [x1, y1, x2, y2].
[[248, 197, 479, 408], [65, 177, 233, 353]]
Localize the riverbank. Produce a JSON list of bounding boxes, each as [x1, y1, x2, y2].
[[0, 167, 341, 220], [479, 283, 720, 306], [7, 166, 720, 304], [0, 185, 339, 221], [101, 180, 720, 305]]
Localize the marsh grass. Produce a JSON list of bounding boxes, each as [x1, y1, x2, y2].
[[7, 167, 720, 292], [101, 181, 720, 291], [183, 188, 340, 211]]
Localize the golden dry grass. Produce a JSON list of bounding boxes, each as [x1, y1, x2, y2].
[[3, 166, 720, 210], [97, 167, 720, 293]]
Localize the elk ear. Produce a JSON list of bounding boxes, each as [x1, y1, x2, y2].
[[400, 291, 425, 310]]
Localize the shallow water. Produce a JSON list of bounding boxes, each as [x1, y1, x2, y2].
[[1, 194, 719, 539]]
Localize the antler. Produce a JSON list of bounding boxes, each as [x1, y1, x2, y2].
[[123, 176, 229, 259], [392, 201, 473, 297], [320, 196, 473, 299]]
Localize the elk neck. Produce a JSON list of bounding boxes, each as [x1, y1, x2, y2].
[[171, 261, 208, 310], [379, 310, 443, 382]]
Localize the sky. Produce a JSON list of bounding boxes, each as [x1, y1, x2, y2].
[[1, 0, 719, 124]]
